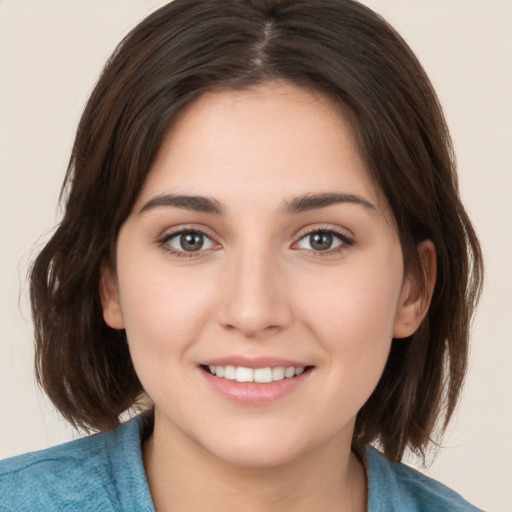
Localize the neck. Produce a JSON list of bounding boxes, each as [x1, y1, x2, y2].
[[143, 411, 367, 512]]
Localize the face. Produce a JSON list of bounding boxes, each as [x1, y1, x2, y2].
[[102, 83, 429, 468]]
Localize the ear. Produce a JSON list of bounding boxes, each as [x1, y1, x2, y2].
[[99, 264, 125, 330], [393, 240, 437, 339]]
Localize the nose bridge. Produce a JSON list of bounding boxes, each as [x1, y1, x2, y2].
[[218, 236, 292, 338]]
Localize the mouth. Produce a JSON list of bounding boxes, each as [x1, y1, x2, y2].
[[200, 364, 314, 383]]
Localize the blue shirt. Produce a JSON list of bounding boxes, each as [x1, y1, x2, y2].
[[0, 414, 484, 511]]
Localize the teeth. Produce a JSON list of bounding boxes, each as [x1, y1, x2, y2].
[[272, 367, 285, 381], [284, 367, 295, 378], [235, 367, 253, 383], [206, 365, 306, 383], [254, 367, 272, 383], [224, 365, 236, 380]]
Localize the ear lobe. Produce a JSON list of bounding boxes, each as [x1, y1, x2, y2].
[[99, 264, 125, 330], [393, 240, 437, 339]]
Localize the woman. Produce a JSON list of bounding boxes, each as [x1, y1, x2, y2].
[[0, 1, 484, 510]]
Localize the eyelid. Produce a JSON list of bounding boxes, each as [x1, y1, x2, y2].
[[156, 223, 354, 259], [157, 225, 221, 258], [291, 226, 355, 255]]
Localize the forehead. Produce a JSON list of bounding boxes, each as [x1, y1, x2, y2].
[[135, 82, 387, 215]]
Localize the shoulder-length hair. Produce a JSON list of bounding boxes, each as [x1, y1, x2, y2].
[[30, 0, 483, 462]]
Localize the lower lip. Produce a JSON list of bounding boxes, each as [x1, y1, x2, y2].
[[200, 367, 312, 405]]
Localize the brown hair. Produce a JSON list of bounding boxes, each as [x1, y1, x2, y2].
[[30, 0, 483, 462]]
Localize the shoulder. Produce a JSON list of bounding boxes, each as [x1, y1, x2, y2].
[[0, 427, 117, 511], [365, 446, 485, 512], [0, 414, 154, 512]]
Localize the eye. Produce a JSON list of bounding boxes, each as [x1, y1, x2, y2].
[[165, 230, 216, 253], [295, 230, 349, 252]]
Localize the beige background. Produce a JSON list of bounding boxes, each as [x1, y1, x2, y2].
[[1, 1, 510, 510]]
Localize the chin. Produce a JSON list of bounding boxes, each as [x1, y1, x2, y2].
[[210, 442, 302, 469], [195, 424, 322, 470]]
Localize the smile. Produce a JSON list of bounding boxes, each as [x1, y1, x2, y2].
[[205, 365, 306, 383]]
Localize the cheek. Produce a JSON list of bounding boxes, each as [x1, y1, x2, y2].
[[298, 253, 404, 371], [116, 256, 218, 356], [294, 257, 403, 421], [116, 262, 221, 406]]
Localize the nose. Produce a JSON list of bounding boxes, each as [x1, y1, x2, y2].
[[217, 246, 293, 339]]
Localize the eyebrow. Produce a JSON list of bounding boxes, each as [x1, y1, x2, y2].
[[282, 192, 376, 215], [139, 191, 375, 216], [139, 194, 224, 215]]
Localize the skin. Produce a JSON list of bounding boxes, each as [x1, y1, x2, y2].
[[101, 82, 435, 512]]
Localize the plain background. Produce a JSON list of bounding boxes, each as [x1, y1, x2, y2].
[[0, 1, 510, 511]]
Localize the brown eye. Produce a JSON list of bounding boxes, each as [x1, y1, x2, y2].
[[168, 231, 215, 252], [297, 230, 345, 252], [310, 232, 333, 251]]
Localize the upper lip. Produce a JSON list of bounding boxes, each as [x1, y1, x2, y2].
[[200, 356, 311, 369]]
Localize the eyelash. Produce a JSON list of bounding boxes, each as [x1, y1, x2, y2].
[[157, 227, 354, 259], [294, 227, 354, 257], [158, 228, 216, 259]]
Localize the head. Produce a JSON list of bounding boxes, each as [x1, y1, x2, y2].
[[31, 0, 482, 462]]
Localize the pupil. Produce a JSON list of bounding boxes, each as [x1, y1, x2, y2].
[[181, 233, 203, 251], [311, 232, 332, 251]]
